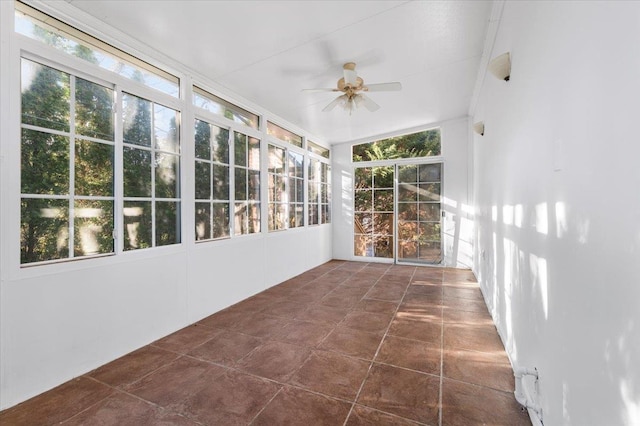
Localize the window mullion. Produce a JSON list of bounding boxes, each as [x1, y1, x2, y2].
[[68, 75, 76, 259]]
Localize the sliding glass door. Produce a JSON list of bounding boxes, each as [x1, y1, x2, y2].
[[353, 162, 442, 264], [396, 163, 442, 264]]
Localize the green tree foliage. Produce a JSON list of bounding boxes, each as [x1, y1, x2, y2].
[[352, 128, 441, 162]]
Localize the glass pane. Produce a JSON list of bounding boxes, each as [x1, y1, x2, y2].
[[321, 183, 329, 204], [374, 236, 393, 258], [74, 199, 114, 256], [354, 213, 373, 234], [398, 221, 418, 240], [398, 165, 417, 183], [194, 119, 210, 160], [248, 137, 260, 170], [123, 201, 151, 250], [123, 94, 152, 147], [373, 166, 394, 188], [248, 170, 260, 201], [354, 190, 372, 212], [194, 161, 211, 200], [352, 128, 441, 161], [235, 167, 247, 200], [398, 202, 417, 221], [154, 104, 179, 153], [308, 204, 319, 225], [287, 178, 296, 204], [321, 204, 331, 224], [354, 167, 372, 190], [21, 129, 69, 195], [20, 198, 69, 264], [248, 202, 260, 234], [288, 152, 303, 178], [75, 77, 114, 141], [234, 132, 247, 167], [21, 59, 70, 131], [155, 152, 180, 199], [296, 179, 303, 203], [293, 205, 304, 228], [270, 203, 286, 231], [419, 183, 440, 202], [307, 140, 330, 158], [267, 121, 302, 147], [156, 201, 180, 246], [399, 240, 417, 259], [308, 159, 318, 181], [419, 202, 440, 221], [211, 125, 229, 164], [234, 202, 247, 235], [193, 87, 259, 129], [212, 164, 229, 200], [212, 203, 230, 239], [354, 234, 373, 257], [397, 183, 417, 202], [268, 145, 284, 173], [419, 163, 442, 182], [419, 222, 441, 241], [373, 189, 393, 212], [373, 213, 394, 236], [308, 182, 318, 203], [123, 147, 151, 197], [75, 140, 113, 196], [418, 242, 441, 262], [195, 202, 211, 241]]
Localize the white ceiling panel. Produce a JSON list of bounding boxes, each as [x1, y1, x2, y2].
[[65, 0, 493, 144]]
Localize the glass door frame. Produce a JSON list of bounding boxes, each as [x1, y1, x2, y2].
[[351, 157, 444, 265], [394, 159, 444, 266]]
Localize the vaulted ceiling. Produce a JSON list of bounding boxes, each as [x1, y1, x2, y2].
[[64, 0, 493, 144]]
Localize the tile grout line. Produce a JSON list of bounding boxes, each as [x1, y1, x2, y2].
[[342, 265, 418, 426]]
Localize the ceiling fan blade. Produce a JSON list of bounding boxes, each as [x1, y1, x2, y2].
[[358, 94, 380, 112], [343, 62, 358, 86], [322, 94, 347, 112], [363, 82, 402, 92], [302, 88, 339, 93]]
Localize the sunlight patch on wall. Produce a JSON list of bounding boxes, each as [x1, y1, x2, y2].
[[535, 203, 548, 235], [555, 202, 568, 239], [514, 204, 523, 228], [529, 253, 548, 319], [621, 379, 640, 425], [492, 205, 498, 222], [503, 204, 514, 226]]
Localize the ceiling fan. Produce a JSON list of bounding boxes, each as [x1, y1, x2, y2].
[[303, 62, 402, 114]]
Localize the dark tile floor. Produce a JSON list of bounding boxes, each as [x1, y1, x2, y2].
[[0, 261, 531, 426]]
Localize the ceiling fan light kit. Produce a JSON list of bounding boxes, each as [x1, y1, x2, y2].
[[304, 62, 401, 114]]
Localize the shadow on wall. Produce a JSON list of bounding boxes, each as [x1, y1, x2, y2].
[[477, 198, 640, 424]]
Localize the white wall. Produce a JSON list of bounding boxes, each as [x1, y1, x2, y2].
[[332, 117, 474, 268], [472, 2, 640, 424], [0, 0, 332, 410]]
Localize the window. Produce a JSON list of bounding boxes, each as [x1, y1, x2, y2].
[[15, 2, 179, 97], [352, 128, 441, 162], [234, 132, 260, 235], [268, 145, 304, 230], [308, 140, 330, 159], [20, 59, 115, 264], [122, 93, 181, 250], [267, 121, 302, 148], [308, 159, 331, 225], [194, 120, 230, 241], [193, 86, 259, 129]]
